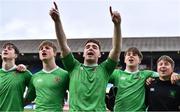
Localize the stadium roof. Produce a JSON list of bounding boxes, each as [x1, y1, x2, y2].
[[0, 36, 179, 53]]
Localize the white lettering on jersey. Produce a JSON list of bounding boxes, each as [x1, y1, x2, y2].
[[120, 77, 126, 80], [37, 79, 43, 82]]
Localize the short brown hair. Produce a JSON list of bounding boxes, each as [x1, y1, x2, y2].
[[2, 42, 20, 55], [39, 41, 57, 53], [84, 39, 101, 50], [157, 55, 175, 69], [124, 47, 143, 60]]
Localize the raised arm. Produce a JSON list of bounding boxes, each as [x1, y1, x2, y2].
[[108, 6, 122, 62], [49, 2, 71, 57]]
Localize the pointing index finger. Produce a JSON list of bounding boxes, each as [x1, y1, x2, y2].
[[109, 6, 113, 16], [54, 1, 58, 10]]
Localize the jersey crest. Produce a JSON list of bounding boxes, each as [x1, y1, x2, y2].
[[54, 77, 61, 83]]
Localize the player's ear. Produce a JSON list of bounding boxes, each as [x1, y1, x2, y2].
[[138, 58, 142, 64], [98, 52, 101, 58], [14, 54, 18, 59], [54, 51, 57, 57]]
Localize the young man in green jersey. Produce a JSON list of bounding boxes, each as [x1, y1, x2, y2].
[[49, 2, 122, 111], [25, 41, 69, 111], [109, 47, 180, 111], [145, 55, 180, 111], [0, 42, 32, 111]]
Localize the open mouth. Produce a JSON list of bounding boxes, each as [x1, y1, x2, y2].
[[87, 52, 94, 56], [129, 59, 134, 63], [42, 52, 47, 56], [3, 52, 8, 55]]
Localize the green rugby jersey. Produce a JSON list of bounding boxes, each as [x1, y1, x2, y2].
[[109, 69, 157, 111], [61, 53, 117, 111], [26, 67, 69, 111], [0, 68, 32, 111]]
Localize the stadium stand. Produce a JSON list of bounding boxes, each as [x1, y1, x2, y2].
[[0, 36, 180, 73]]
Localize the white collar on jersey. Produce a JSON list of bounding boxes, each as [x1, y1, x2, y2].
[[42, 66, 59, 73], [2, 65, 17, 72], [83, 64, 98, 67], [124, 69, 139, 74]]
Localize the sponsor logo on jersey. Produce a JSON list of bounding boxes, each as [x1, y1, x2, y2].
[[120, 77, 126, 80], [37, 78, 43, 82], [150, 88, 155, 92]]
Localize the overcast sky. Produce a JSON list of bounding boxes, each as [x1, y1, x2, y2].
[[0, 0, 180, 40]]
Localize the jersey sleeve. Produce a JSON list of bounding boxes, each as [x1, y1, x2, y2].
[[143, 70, 159, 79], [100, 58, 117, 76], [61, 53, 79, 72], [109, 69, 118, 84], [24, 76, 36, 102], [24, 70, 33, 87], [62, 70, 70, 91], [151, 71, 159, 77]]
